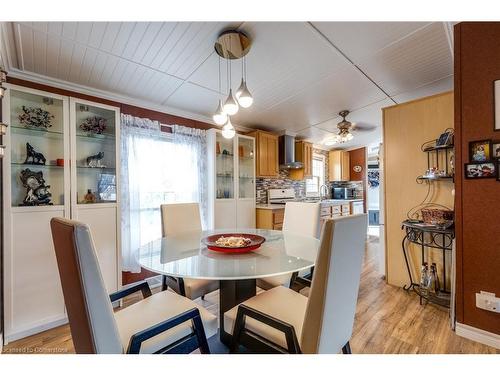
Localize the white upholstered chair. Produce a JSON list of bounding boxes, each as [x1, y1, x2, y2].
[[160, 203, 219, 300], [257, 202, 321, 290], [50, 217, 217, 354], [224, 214, 368, 354]]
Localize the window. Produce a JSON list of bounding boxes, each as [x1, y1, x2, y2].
[[121, 118, 207, 272], [306, 154, 325, 196]]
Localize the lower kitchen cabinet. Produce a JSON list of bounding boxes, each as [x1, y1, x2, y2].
[[256, 208, 284, 230]]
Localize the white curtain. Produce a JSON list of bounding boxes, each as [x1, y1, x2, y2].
[[120, 114, 207, 272]]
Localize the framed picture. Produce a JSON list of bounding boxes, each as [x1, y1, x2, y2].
[[495, 80, 500, 131], [492, 141, 500, 159], [469, 139, 492, 162], [464, 162, 496, 179]]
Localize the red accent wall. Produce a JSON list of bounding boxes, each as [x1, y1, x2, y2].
[[349, 147, 367, 212], [454, 22, 500, 334]]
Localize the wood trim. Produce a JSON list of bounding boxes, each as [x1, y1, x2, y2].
[[382, 90, 454, 111], [453, 22, 464, 324]]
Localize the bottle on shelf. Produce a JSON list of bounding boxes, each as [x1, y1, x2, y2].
[[430, 263, 440, 295], [419, 262, 430, 297]]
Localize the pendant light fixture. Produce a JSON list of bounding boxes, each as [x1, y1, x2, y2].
[[213, 30, 253, 127], [212, 56, 228, 125], [222, 117, 236, 139], [223, 58, 239, 116], [236, 56, 253, 108]]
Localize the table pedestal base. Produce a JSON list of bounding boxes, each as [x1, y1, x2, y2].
[[219, 279, 256, 346]]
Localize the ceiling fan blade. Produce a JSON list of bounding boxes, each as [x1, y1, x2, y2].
[[351, 122, 378, 132]]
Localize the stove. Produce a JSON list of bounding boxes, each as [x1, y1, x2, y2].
[[267, 188, 300, 205]]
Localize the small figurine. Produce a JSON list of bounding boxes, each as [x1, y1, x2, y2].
[[83, 189, 97, 204], [86, 151, 105, 168], [19, 168, 52, 206], [24, 143, 46, 165]]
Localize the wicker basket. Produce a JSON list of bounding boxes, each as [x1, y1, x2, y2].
[[421, 208, 454, 225]]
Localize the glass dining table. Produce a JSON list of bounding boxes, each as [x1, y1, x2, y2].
[[137, 228, 320, 345]]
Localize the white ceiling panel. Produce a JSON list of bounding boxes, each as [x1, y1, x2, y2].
[[391, 75, 453, 104], [165, 82, 221, 116], [227, 22, 356, 111], [356, 22, 452, 96], [232, 64, 385, 131], [295, 126, 335, 147], [311, 22, 431, 63]]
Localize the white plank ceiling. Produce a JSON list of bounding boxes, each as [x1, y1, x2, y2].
[[1, 21, 454, 149]]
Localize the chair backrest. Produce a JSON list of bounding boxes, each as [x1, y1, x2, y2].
[[50, 218, 122, 354], [283, 202, 321, 238], [300, 214, 368, 354], [161, 203, 202, 237]]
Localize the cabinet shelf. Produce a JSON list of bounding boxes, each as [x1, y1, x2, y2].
[[76, 132, 115, 142], [76, 166, 116, 171], [11, 125, 63, 138], [11, 162, 64, 169]]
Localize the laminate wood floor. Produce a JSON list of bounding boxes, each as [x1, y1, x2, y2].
[[2, 234, 498, 354]]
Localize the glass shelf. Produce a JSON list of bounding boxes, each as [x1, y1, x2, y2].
[[77, 166, 116, 171], [11, 125, 63, 137], [417, 175, 454, 181], [76, 132, 116, 142], [11, 162, 64, 169]]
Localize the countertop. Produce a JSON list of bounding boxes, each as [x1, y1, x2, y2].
[[256, 199, 363, 210]]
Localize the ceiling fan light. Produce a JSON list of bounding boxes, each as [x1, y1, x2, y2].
[[213, 100, 228, 125], [223, 89, 239, 115], [221, 118, 236, 139]]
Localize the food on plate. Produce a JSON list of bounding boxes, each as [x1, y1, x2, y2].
[[214, 236, 252, 248]]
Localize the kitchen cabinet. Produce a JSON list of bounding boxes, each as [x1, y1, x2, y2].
[[2, 84, 121, 343], [246, 130, 279, 178], [328, 150, 350, 181], [207, 129, 256, 229], [289, 141, 313, 180], [350, 200, 365, 214], [256, 207, 284, 230]]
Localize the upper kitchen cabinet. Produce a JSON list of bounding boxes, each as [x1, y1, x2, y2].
[[289, 140, 313, 180], [329, 150, 350, 181], [246, 130, 279, 178]]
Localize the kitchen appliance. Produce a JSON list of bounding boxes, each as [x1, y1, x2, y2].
[[332, 187, 356, 200], [267, 188, 298, 205], [278, 134, 304, 169]]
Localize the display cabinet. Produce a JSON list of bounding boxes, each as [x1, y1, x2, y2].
[[2, 85, 121, 343], [207, 129, 256, 229], [2, 84, 70, 343]]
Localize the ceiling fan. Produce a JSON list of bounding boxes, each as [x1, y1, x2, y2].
[[324, 110, 377, 146]]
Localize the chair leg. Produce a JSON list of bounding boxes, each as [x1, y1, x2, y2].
[[161, 275, 168, 291], [289, 272, 299, 289], [341, 341, 352, 354], [192, 314, 210, 354], [201, 295, 205, 300]]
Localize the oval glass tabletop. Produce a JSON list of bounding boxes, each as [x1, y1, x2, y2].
[[137, 229, 319, 280]]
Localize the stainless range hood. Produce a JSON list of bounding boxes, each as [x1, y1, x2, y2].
[[279, 134, 304, 169]]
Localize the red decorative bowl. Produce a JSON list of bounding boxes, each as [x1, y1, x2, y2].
[[202, 233, 266, 254]]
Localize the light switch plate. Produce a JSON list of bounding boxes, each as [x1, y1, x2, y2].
[[476, 291, 500, 313]]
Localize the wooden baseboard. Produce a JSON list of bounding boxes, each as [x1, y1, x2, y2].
[[455, 323, 500, 349]]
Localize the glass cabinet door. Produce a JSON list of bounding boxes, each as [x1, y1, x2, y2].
[[73, 101, 117, 204], [9, 89, 66, 206], [215, 132, 234, 199], [238, 136, 255, 199]]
